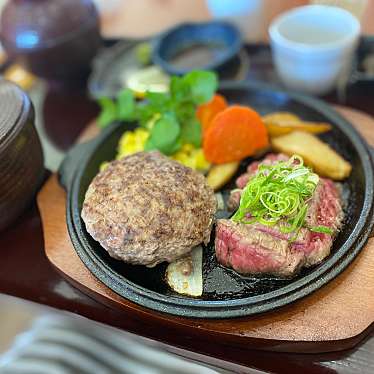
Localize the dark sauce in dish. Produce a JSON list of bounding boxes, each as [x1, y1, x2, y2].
[[168, 42, 227, 70]]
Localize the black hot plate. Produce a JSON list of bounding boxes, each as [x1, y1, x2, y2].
[[59, 81, 374, 318]]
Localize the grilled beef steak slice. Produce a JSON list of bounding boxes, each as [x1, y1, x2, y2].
[[302, 178, 343, 266], [216, 220, 305, 277], [217, 154, 343, 277], [82, 151, 217, 267]]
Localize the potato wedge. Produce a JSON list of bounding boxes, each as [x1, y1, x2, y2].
[[265, 121, 332, 137], [262, 112, 301, 123], [271, 131, 351, 180], [206, 161, 240, 191], [262, 112, 332, 137]]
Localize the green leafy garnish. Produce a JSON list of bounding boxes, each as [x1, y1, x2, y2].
[[182, 70, 218, 104], [170, 75, 190, 102], [97, 97, 117, 128], [146, 113, 180, 155], [232, 155, 333, 239], [97, 90, 136, 127], [117, 89, 136, 120], [96, 70, 218, 155], [179, 117, 202, 148], [309, 226, 334, 234]]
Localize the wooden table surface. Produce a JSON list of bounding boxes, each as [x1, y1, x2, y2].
[[1, 38, 374, 374]]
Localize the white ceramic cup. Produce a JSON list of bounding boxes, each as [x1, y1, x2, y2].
[[269, 5, 360, 95]]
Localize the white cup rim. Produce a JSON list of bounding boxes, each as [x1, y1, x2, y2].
[[269, 5, 360, 53]]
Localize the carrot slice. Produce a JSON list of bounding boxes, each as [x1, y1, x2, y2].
[[203, 106, 268, 164], [196, 94, 228, 135]]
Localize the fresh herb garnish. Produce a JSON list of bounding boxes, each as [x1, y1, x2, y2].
[[97, 97, 118, 128], [231, 155, 333, 238], [97, 70, 218, 155], [117, 89, 136, 121], [147, 113, 180, 155], [308, 226, 334, 234]]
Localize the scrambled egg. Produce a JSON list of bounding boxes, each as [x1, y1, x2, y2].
[[114, 128, 210, 172], [171, 144, 210, 171], [117, 128, 149, 159]]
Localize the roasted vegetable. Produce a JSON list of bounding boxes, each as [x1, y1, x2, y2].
[[271, 131, 351, 180], [206, 162, 240, 191], [126, 66, 169, 97], [263, 112, 300, 121], [263, 112, 332, 137], [215, 192, 225, 211], [166, 246, 203, 297], [265, 121, 332, 137], [197, 94, 228, 135], [203, 106, 269, 164]]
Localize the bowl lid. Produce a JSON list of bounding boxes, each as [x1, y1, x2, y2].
[[0, 79, 30, 150], [0, 0, 98, 50]]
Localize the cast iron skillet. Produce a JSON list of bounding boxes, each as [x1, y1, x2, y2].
[[59, 81, 374, 318]]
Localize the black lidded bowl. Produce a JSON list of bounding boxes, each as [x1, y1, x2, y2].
[[0, 79, 44, 231], [0, 0, 102, 81], [59, 81, 374, 318]]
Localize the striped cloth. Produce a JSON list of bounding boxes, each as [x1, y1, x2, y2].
[[0, 315, 228, 374]]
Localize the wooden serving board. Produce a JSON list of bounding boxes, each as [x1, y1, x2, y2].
[[37, 106, 374, 353]]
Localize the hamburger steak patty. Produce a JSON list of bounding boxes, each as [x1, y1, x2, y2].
[[81, 151, 217, 267]]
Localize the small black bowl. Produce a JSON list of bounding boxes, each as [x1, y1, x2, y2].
[[152, 21, 242, 75]]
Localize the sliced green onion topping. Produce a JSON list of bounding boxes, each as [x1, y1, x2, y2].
[[308, 226, 334, 234], [231, 155, 333, 237]]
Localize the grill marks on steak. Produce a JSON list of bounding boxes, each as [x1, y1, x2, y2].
[[82, 151, 216, 267], [302, 178, 343, 266], [216, 154, 344, 277], [216, 220, 305, 276]]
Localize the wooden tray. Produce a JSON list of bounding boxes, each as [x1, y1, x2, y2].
[[37, 106, 374, 353]]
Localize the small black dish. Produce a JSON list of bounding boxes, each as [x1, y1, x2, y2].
[[59, 81, 374, 319], [152, 21, 242, 75]]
